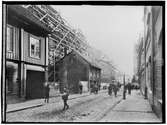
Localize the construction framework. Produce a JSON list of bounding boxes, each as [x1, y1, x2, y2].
[[22, 5, 90, 65]]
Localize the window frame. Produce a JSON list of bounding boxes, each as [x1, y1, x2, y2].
[[29, 34, 41, 59], [6, 25, 14, 52]]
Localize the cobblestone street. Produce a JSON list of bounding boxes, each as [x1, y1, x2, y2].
[[2, 3, 164, 123], [6, 90, 123, 122]]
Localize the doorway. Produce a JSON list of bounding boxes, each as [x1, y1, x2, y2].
[[26, 70, 45, 99]]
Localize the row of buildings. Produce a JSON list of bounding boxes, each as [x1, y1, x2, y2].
[[3, 5, 107, 104], [136, 6, 163, 120]]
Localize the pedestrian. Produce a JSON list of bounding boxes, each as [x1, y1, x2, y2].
[[98, 84, 101, 91], [90, 83, 93, 94], [62, 87, 69, 110], [44, 82, 50, 103], [108, 84, 112, 96], [79, 81, 83, 94], [127, 83, 131, 95], [113, 84, 118, 97], [95, 83, 98, 94]]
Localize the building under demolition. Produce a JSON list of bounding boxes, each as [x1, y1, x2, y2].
[[4, 5, 104, 104]]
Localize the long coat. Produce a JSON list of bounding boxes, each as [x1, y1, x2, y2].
[[44, 84, 50, 98]]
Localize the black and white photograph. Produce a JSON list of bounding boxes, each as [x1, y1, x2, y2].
[[1, 1, 165, 123]]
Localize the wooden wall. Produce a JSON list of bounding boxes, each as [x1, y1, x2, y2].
[[23, 30, 46, 65]]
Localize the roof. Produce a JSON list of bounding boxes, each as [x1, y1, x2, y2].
[[7, 5, 51, 34], [73, 51, 101, 70], [55, 51, 101, 70]]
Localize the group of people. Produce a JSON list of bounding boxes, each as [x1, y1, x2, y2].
[[108, 83, 120, 97], [44, 81, 132, 111], [107, 82, 132, 97], [125, 82, 132, 95], [90, 82, 100, 94]]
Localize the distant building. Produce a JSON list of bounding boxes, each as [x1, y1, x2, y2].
[[6, 5, 50, 103], [98, 60, 116, 83], [55, 51, 101, 93]]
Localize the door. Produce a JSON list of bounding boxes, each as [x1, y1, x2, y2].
[[26, 70, 45, 99]]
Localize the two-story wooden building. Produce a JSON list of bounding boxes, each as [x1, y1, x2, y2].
[[6, 5, 50, 103], [55, 51, 101, 94]]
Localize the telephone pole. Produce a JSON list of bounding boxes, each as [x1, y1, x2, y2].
[[123, 74, 126, 100]]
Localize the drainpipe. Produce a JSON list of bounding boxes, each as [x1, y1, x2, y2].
[[2, 4, 7, 122]]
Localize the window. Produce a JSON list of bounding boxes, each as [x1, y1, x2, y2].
[[7, 25, 14, 52], [6, 62, 18, 94], [30, 36, 41, 59]]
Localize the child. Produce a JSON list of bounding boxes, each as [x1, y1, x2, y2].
[[62, 87, 69, 110]]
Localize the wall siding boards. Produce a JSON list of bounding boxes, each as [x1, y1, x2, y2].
[[23, 31, 45, 65]]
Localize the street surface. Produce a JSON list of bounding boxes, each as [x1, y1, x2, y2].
[[6, 89, 160, 123], [100, 91, 161, 122], [6, 90, 123, 122]]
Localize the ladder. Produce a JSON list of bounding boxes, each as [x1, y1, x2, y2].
[[22, 5, 89, 62]]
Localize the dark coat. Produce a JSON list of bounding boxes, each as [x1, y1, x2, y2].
[[44, 85, 50, 98], [62, 90, 69, 100]]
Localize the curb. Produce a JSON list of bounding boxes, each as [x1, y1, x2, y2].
[[7, 104, 44, 113], [7, 90, 107, 113]]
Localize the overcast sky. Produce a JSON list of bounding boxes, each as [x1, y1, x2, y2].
[[53, 5, 144, 76]]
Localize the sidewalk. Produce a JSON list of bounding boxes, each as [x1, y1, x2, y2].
[[100, 90, 161, 123], [7, 90, 106, 113]]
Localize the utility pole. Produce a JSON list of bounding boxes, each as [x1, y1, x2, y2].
[[123, 74, 126, 100], [54, 50, 55, 82]]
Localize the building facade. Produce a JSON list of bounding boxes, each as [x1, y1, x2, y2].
[[136, 36, 145, 95], [151, 6, 163, 120], [6, 5, 50, 104], [55, 51, 101, 94], [137, 6, 163, 120]]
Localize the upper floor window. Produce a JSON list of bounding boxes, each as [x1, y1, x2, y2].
[[7, 25, 14, 52], [30, 36, 41, 59]]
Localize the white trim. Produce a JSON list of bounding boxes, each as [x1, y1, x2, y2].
[[21, 28, 24, 61], [26, 64, 45, 72], [29, 35, 41, 59], [46, 37, 48, 65]]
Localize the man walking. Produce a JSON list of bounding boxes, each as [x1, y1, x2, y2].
[[108, 83, 112, 96], [127, 82, 132, 95], [113, 84, 118, 97], [62, 87, 69, 110]]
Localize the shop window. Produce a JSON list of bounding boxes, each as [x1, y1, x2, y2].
[[6, 62, 18, 94], [7, 25, 14, 52], [30, 35, 41, 59]]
